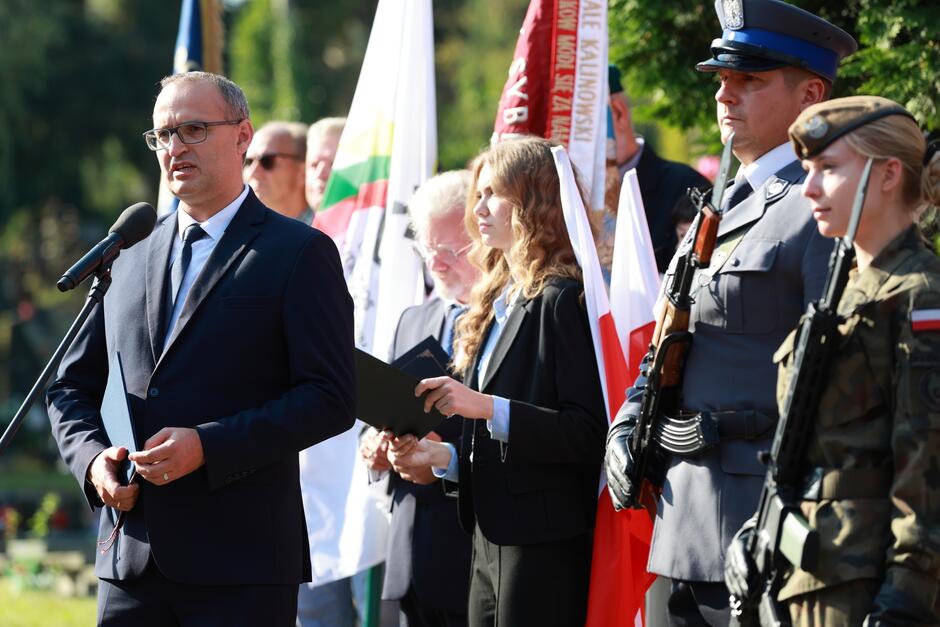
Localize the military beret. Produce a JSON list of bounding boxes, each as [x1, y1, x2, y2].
[[696, 0, 857, 82], [789, 96, 917, 159]]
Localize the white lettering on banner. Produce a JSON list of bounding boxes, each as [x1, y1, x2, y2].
[[581, 0, 604, 28], [508, 57, 526, 77], [556, 34, 576, 70], [557, 0, 578, 31], [503, 106, 529, 125], [507, 75, 529, 100], [554, 73, 575, 92], [573, 37, 600, 141]]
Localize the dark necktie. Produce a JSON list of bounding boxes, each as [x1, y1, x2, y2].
[[441, 304, 465, 358], [169, 224, 208, 312], [722, 180, 753, 212]]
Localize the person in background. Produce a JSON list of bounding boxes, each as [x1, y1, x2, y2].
[[243, 121, 309, 222], [599, 65, 709, 277], [386, 137, 607, 626], [725, 95, 940, 627], [305, 117, 346, 218], [361, 170, 477, 627]]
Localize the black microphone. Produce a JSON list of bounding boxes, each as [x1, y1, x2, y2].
[[57, 202, 157, 292]]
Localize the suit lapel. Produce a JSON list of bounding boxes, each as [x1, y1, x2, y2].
[[160, 193, 265, 359], [717, 160, 804, 238], [145, 214, 178, 363], [479, 296, 531, 392]]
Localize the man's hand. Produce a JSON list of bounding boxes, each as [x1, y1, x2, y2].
[[725, 518, 761, 611], [387, 432, 448, 485], [415, 376, 493, 419], [605, 405, 640, 510], [87, 447, 139, 511], [359, 427, 392, 472], [129, 427, 205, 485]]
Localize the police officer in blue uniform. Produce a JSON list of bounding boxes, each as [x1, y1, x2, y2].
[[604, 1, 856, 624]]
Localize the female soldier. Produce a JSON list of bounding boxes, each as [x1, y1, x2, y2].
[[726, 96, 940, 626], [387, 137, 607, 626]]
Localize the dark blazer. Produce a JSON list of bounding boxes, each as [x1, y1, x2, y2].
[[381, 298, 472, 613], [633, 144, 710, 272], [46, 190, 356, 585], [456, 277, 607, 546]]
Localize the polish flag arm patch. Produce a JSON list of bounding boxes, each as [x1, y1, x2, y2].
[[911, 309, 940, 332]]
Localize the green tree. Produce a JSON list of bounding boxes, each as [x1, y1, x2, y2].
[[608, 0, 938, 153]]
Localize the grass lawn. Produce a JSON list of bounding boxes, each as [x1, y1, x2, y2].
[[0, 578, 96, 626]]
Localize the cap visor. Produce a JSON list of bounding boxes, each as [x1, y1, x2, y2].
[[695, 55, 788, 73]]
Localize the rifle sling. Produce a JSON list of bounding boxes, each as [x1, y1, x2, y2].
[[800, 466, 893, 501]]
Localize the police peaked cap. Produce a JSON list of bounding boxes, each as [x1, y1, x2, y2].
[[696, 0, 857, 82], [789, 96, 917, 159]]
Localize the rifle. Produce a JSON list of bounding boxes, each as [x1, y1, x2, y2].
[[627, 134, 736, 512], [729, 158, 874, 626]]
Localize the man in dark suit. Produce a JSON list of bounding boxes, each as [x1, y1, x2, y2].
[[46, 72, 355, 626], [604, 66, 710, 273], [605, 1, 856, 624], [360, 170, 477, 627]]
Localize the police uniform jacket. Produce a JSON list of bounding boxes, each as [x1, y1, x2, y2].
[[649, 159, 833, 582]]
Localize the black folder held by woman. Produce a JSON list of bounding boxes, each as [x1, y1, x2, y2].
[[354, 336, 451, 438]]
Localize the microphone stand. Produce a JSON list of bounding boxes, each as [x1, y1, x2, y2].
[[0, 269, 112, 455]]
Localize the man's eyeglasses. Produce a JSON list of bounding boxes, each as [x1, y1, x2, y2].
[[414, 241, 473, 264], [143, 120, 243, 151], [243, 153, 304, 171]]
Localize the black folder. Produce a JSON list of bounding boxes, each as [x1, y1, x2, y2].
[[355, 336, 452, 438], [100, 351, 138, 485]]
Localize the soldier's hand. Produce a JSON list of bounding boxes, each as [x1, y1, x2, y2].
[[725, 518, 761, 610], [605, 403, 640, 510]]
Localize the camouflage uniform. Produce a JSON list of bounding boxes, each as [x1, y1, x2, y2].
[[773, 226, 940, 625]]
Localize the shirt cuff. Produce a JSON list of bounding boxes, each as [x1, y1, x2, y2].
[[486, 396, 511, 442], [431, 442, 459, 482]]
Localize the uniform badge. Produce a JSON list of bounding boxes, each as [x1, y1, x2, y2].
[[767, 180, 785, 196], [804, 115, 829, 139], [722, 0, 745, 29]]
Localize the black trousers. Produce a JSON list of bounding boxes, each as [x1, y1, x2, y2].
[[96, 560, 298, 627], [400, 584, 468, 627], [467, 525, 593, 627], [666, 579, 732, 627]]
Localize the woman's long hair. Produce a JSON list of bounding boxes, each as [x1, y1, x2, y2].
[[452, 137, 585, 374]]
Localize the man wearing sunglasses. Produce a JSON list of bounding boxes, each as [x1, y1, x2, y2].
[[46, 72, 355, 626], [244, 121, 310, 222]]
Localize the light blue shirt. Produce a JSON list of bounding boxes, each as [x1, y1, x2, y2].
[[162, 185, 249, 348], [433, 285, 517, 481]]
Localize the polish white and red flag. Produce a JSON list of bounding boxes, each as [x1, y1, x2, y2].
[[912, 309, 940, 333], [553, 147, 657, 626]]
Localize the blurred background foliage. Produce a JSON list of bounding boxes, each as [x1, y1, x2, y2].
[[0, 0, 936, 516]]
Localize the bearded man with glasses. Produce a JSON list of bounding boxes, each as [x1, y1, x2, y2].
[[47, 71, 355, 626]]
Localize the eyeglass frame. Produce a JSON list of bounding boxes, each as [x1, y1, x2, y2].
[[243, 152, 305, 171], [414, 240, 473, 264], [142, 119, 244, 151]]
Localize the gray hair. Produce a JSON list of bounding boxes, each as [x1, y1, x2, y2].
[[159, 72, 250, 121], [307, 117, 346, 148], [409, 170, 472, 238], [257, 121, 309, 157]]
